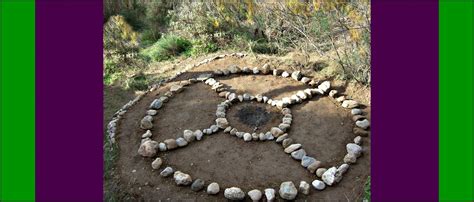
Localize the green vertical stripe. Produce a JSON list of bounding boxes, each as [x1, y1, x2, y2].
[[439, 0, 474, 201], [0, 0, 35, 201]]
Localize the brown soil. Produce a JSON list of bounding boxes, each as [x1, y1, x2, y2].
[[109, 55, 371, 201]]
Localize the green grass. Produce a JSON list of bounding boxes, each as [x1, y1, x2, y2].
[[140, 36, 191, 62], [363, 176, 371, 201]]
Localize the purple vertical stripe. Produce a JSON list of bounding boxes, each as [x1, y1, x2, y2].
[[36, 1, 103, 201], [372, 1, 438, 201]]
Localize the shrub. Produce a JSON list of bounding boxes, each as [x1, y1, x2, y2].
[[140, 36, 191, 61], [103, 15, 140, 62], [126, 72, 149, 90]]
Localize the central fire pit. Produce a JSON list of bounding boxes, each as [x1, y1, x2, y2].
[[236, 105, 273, 128]]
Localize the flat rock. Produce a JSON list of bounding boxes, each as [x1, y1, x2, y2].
[[301, 156, 316, 167], [276, 133, 288, 143], [318, 81, 331, 92], [312, 180, 326, 190], [176, 138, 188, 147], [191, 179, 205, 192], [344, 152, 357, 164], [151, 157, 162, 170], [282, 138, 293, 148], [291, 149, 306, 160], [342, 100, 359, 108], [196, 73, 212, 81], [271, 127, 284, 137], [146, 110, 157, 116], [173, 171, 192, 186], [299, 181, 310, 195], [354, 136, 362, 145], [164, 139, 177, 150], [224, 187, 245, 200], [356, 119, 370, 129], [279, 123, 291, 132], [284, 144, 302, 153], [322, 167, 337, 186], [207, 182, 220, 195], [351, 108, 363, 115], [169, 85, 183, 93], [279, 181, 297, 200], [149, 99, 163, 109], [138, 140, 159, 157], [160, 167, 174, 177]]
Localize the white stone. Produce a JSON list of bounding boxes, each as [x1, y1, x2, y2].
[[356, 119, 370, 129], [173, 171, 192, 186], [279, 181, 298, 200], [347, 143, 362, 157], [207, 182, 220, 195], [224, 187, 245, 200], [312, 180, 326, 190], [264, 188, 275, 201], [151, 157, 162, 170], [299, 181, 310, 195], [248, 189, 262, 201]]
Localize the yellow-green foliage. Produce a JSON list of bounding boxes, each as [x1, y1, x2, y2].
[[103, 15, 140, 58]]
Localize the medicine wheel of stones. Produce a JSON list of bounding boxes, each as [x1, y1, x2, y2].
[[107, 53, 370, 200]]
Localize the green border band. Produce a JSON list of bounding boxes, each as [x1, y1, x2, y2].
[[0, 0, 35, 201], [439, 1, 474, 201]]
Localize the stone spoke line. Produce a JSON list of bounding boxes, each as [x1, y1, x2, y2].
[[106, 53, 371, 200]]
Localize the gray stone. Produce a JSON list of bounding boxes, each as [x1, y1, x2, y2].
[[271, 127, 284, 137], [149, 99, 163, 109], [312, 180, 326, 190], [159, 96, 169, 103], [264, 188, 275, 201], [279, 181, 298, 200], [242, 67, 251, 73], [140, 115, 153, 129], [164, 139, 177, 150], [307, 161, 322, 173], [207, 182, 220, 195], [228, 65, 241, 74], [261, 64, 271, 74], [252, 67, 260, 74], [354, 136, 362, 145], [342, 100, 359, 108], [236, 132, 244, 138], [335, 164, 350, 183], [282, 138, 293, 148], [169, 85, 183, 93], [301, 156, 316, 167], [230, 128, 238, 136], [248, 189, 262, 201], [151, 157, 162, 170], [224, 187, 245, 200], [265, 132, 274, 140], [283, 117, 292, 125], [244, 133, 252, 141], [276, 133, 288, 143], [356, 119, 370, 129], [191, 179, 205, 192], [224, 126, 232, 133], [291, 149, 306, 160], [228, 93, 238, 102], [173, 171, 192, 186], [160, 167, 174, 177], [158, 142, 167, 151], [297, 91, 308, 99], [301, 77, 311, 84], [196, 73, 212, 81], [243, 93, 251, 101], [291, 71, 302, 80], [344, 153, 357, 164], [316, 168, 327, 177], [183, 130, 195, 142], [282, 108, 291, 115], [263, 96, 269, 103], [256, 94, 263, 102], [351, 108, 363, 115], [216, 118, 229, 129], [176, 138, 188, 147], [238, 95, 244, 102], [146, 110, 157, 116], [318, 81, 331, 92], [141, 130, 152, 138], [347, 143, 362, 157], [252, 133, 259, 141], [322, 167, 337, 186], [210, 125, 219, 133], [195, 130, 204, 141], [279, 123, 291, 132], [299, 181, 310, 195], [281, 71, 290, 77], [138, 140, 159, 157], [259, 133, 266, 141], [284, 144, 302, 153]]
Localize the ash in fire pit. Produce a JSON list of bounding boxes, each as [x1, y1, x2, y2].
[[236, 105, 273, 128]]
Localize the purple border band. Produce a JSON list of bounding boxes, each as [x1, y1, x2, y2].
[[372, 0, 438, 200], [36, 0, 103, 201]]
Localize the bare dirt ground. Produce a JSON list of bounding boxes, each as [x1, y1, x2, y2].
[[105, 53, 371, 201]]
